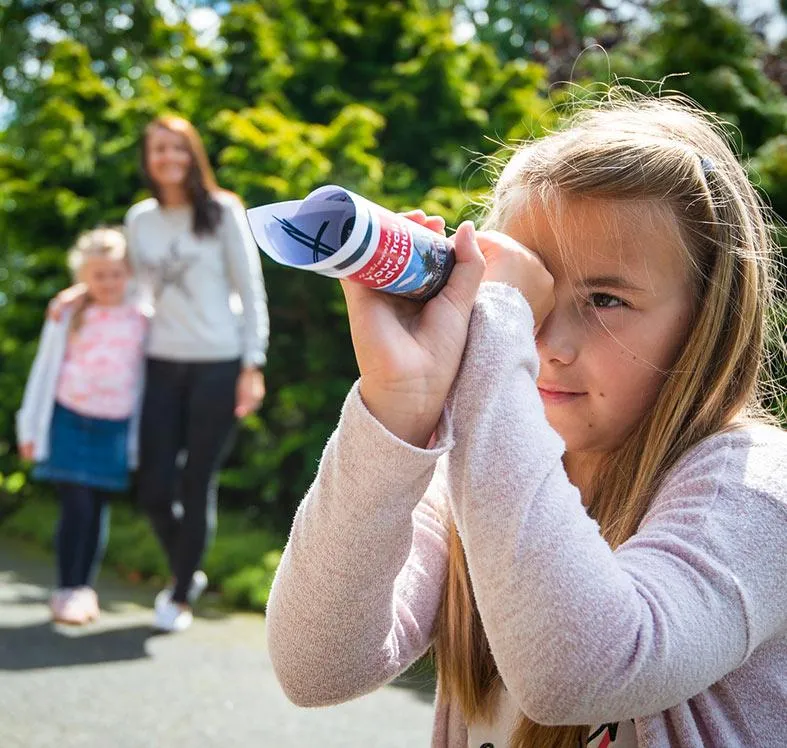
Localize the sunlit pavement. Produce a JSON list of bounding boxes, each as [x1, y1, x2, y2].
[[0, 536, 435, 747]]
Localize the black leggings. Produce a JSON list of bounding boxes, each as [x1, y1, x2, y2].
[[138, 358, 239, 603]]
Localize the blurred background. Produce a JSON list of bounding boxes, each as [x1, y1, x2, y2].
[[1, 0, 786, 610]]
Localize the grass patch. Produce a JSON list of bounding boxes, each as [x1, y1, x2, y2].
[[2, 495, 286, 612]]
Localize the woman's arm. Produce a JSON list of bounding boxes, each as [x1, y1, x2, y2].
[[266, 382, 452, 706], [220, 193, 270, 370], [46, 283, 87, 321], [444, 282, 787, 725]]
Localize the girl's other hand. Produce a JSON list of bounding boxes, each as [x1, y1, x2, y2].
[[235, 368, 266, 418], [342, 220, 486, 448], [400, 209, 447, 237], [476, 230, 555, 329], [19, 443, 35, 461], [47, 283, 88, 321]]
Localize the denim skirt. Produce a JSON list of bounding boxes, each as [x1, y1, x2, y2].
[[34, 402, 130, 491]]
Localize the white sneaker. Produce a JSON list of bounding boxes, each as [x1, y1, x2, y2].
[[154, 570, 208, 611], [77, 586, 100, 621], [187, 570, 208, 605], [154, 600, 193, 632]]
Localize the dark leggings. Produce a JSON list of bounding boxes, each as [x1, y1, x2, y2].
[[137, 358, 239, 603], [56, 483, 111, 589]]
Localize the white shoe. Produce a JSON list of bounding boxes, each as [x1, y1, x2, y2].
[[154, 570, 208, 611], [187, 570, 208, 605], [154, 600, 193, 632], [77, 586, 100, 621], [51, 588, 98, 625]]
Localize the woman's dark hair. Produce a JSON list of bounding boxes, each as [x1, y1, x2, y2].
[[142, 115, 223, 236]]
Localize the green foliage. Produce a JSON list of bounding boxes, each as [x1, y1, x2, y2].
[[1, 0, 785, 551], [750, 135, 787, 229], [1, 0, 554, 534], [2, 494, 286, 610], [581, 0, 787, 160], [427, 0, 631, 81]]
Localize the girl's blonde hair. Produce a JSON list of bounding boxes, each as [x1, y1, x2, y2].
[[434, 94, 780, 748], [67, 226, 129, 330]]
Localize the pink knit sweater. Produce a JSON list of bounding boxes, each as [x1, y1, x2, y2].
[[267, 283, 787, 747]]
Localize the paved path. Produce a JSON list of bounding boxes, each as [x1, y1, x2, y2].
[[0, 536, 435, 747]]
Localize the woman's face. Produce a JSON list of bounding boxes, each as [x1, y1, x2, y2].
[[146, 126, 192, 190]]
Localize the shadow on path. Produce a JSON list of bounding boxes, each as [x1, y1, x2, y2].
[[0, 620, 161, 671]]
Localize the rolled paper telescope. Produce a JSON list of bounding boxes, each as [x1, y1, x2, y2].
[[246, 185, 455, 301]]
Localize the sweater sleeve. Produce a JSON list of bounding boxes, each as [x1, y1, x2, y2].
[[444, 282, 787, 726], [123, 202, 154, 308], [266, 381, 453, 707], [16, 318, 63, 446], [220, 193, 270, 368]]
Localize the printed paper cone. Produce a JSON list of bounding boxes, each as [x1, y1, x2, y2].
[[247, 185, 455, 301]]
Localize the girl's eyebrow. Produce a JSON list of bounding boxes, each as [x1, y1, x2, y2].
[[579, 275, 646, 293]]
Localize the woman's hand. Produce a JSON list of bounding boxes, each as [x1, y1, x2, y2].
[[19, 443, 35, 461], [476, 230, 555, 330], [235, 368, 266, 418], [342, 212, 486, 448], [47, 283, 88, 321]]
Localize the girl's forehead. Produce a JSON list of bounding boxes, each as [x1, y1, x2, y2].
[[82, 255, 127, 270], [503, 197, 690, 285]]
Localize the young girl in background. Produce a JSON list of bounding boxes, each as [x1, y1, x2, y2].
[[17, 228, 147, 626], [266, 97, 787, 747]]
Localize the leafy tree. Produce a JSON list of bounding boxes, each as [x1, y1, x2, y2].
[[0, 0, 553, 528], [426, 0, 642, 80], [574, 0, 787, 240], [2, 0, 783, 533]]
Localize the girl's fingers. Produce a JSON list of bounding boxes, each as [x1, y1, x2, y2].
[[476, 229, 529, 260], [341, 219, 482, 321], [424, 216, 446, 235], [438, 221, 485, 317], [401, 209, 427, 224], [401, 210, 446, 235]]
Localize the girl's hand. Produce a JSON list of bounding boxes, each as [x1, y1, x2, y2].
[[476, 230, 555, 329], [235, 368, 266, 418], [342, 216, 486, 448], [47, 283, 88, 321], [19, 443, 35, 461]]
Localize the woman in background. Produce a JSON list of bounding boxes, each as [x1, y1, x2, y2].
[[126, 115, 269, 632]]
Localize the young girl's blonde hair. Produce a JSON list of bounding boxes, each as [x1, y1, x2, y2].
[[67, 227, 129, 330], [434, 94, 780, 748]]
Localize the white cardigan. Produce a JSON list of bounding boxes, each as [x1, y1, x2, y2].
[[15, 307, 145, 468]]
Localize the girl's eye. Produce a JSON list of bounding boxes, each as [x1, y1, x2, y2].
[[589, 292, 626, 309]]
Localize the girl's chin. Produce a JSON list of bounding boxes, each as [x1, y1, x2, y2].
[[92, 295, 125, 306]]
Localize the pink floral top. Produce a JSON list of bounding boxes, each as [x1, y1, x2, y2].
[[56, 303, 147, 420]]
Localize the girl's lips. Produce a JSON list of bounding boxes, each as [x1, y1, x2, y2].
[[537, 387, 586, 404]]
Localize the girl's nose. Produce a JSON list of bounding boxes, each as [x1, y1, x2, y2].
[[535, 305, 580, 366]]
